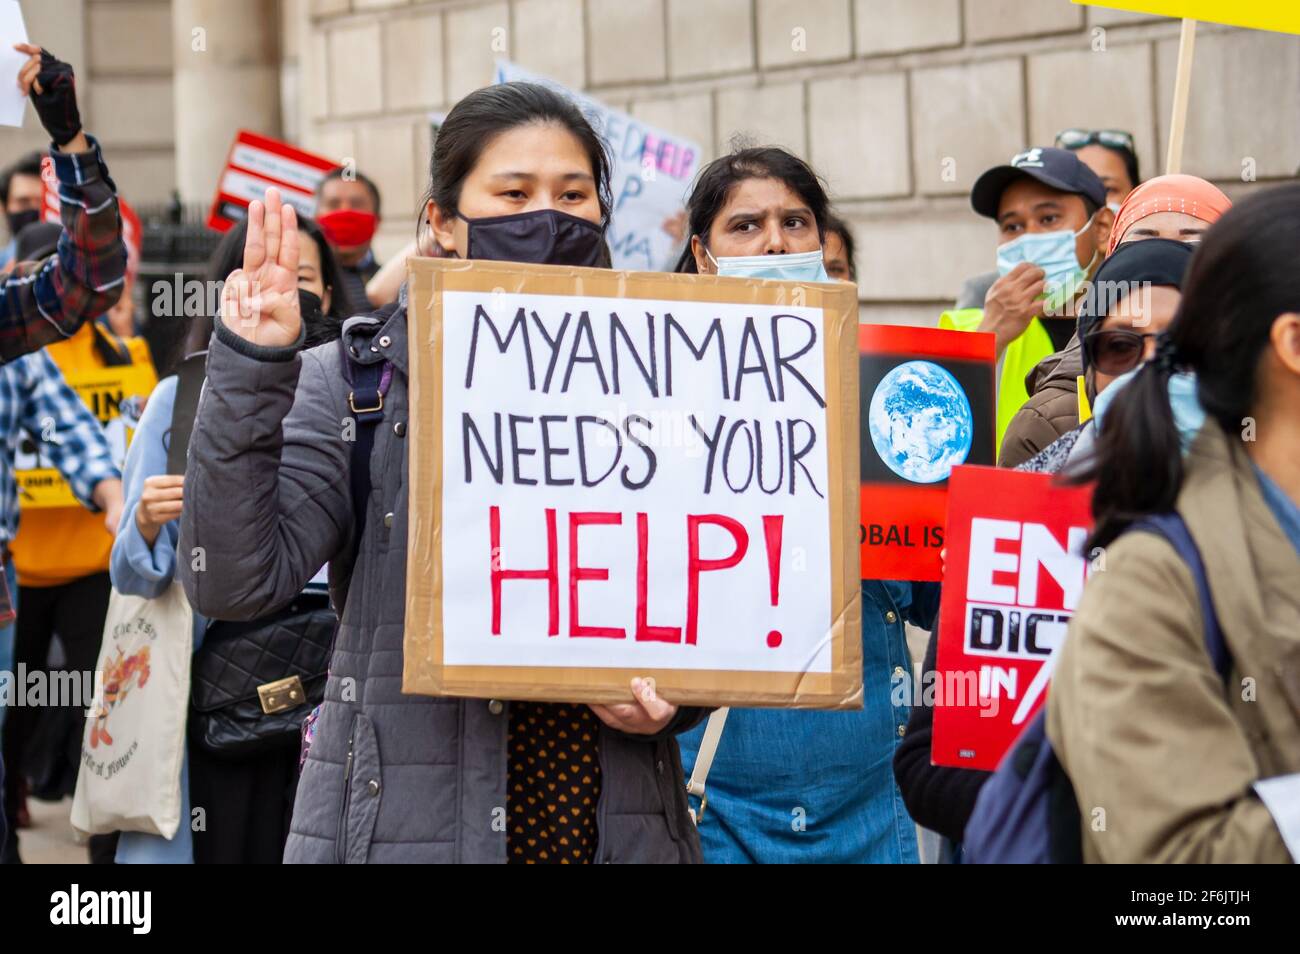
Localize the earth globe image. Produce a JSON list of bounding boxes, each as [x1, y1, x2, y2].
[[868, 360, 974, 484]]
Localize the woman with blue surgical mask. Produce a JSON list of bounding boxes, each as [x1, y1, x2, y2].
[[675, 148, 937, 864], [675, 147, 831, 282], [1052, 184, 1300, 863]]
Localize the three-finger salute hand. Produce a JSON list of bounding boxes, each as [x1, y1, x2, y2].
[[221, 188, 303, 349], [590, 677, 678, 735]]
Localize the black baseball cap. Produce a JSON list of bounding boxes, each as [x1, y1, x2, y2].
[[970, 147, 1107, 220]]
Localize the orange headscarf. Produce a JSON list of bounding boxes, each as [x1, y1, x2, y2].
[[1107, 174, 1232, 256]]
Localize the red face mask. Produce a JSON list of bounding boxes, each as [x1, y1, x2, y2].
[[317, 208, 378, 248]]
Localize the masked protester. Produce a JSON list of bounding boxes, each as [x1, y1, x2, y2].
[[998, 176, 1231, 469], [2, 219, 153, 864], [104, 215, 347, 864], [939, 148, 1113, 455], [178, 82, 705, 864], [315, 168, 383, 311], [954, 129, 1140, 313], [669, 146, 935, 864], [893, 239, 1196, 855], [1050, 183, 1300, 863], [0, 152, 43, 272], [0, 42, 126, 859]]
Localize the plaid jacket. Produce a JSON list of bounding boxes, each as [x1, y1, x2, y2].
[[0, 136, 126, 364], [0, 348, 118, 543]]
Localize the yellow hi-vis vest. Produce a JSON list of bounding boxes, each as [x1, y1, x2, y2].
[[12, 321, 157, 587], [938, 307, 1055, 456]]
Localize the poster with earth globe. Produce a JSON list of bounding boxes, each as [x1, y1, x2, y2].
[[858, 325, 996, 581]]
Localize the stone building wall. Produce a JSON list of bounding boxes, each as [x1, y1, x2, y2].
[[6, 1, 1297, 322], [295, 0, 1299, 322]]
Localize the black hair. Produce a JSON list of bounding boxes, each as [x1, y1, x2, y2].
[[673, 146, 831, 274], [824, 212, 857, 282], [1101, 143, 1141, 193], [179, 215, 353, 363], [0, 151, 43, 206], [1082, 182, 1300, 550], [318, 166, 382, 218], [420, 82, 613, 240]]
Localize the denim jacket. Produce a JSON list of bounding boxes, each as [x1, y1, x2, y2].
[[678, 579, 939, 863]]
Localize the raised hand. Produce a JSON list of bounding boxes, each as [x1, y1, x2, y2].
[[14, 44, 86, 151], [221, 188, 303, 349]]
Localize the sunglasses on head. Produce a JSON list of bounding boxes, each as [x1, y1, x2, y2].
[[1056, 128, 1136, 154], [1084, 328, 1160, 375]]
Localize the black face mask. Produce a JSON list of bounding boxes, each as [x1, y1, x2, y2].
[[7, 208, 40, 238], [459, 209, 606, 268], [299, 288, 324, 325]]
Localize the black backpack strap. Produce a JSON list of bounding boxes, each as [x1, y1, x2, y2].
[[338, 334, 391, 560], [1131, 512, 1230, 680], [167, 350, 208, 475]]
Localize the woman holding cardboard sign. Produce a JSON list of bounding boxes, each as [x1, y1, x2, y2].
[[179, 82, 706, 864]]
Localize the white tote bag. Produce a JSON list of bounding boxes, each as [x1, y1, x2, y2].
[[71, 581, 192, 839]]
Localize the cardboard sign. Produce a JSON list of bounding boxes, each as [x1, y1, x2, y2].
[[206, 130, 337, 232], [494, 61, 701, 272], [403, 258, 862, 708], [1073, 1, 1300, 35], [931, 465, 1095, 771], [16, 361, 156, 509], [858, 325, 995, 582], [40, 156, 142, 279]]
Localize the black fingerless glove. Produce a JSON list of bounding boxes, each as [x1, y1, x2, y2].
[[31, 49, 81, 147]]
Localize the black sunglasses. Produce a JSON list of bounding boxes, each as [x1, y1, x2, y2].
[[1056, 128, 1136, 154], [1084, 328, 1160, 375]]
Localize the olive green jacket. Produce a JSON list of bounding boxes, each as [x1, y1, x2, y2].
[[1048, 422, 1300, 863]]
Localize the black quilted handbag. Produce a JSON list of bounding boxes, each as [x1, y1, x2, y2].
[[189, 589, 336, 759]]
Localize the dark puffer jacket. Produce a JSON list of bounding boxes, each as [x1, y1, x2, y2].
[[998, 336, 1083, 469], [179, 297, 706, 863]]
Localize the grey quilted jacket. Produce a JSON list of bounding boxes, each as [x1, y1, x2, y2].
[[178, 296, 706, 863]]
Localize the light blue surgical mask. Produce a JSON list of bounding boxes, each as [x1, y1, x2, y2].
[[1093, 368, 1207, 454], [706, 248, 830, 283], [996, 212, 1100, 313]]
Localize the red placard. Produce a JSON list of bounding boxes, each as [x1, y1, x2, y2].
[[40, 156, 141, 280], [858, 325, 995, 581], [931, 465, 1095, 771], [206, 130, 338, 232]]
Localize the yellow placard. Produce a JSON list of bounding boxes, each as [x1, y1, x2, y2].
[[1074, 0, 1300, 35], [16, 362, 156, 509]]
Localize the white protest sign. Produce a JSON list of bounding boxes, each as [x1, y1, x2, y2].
[[403, 259, 863, 708], [493, 61, 701, 272], [0, 1, 29, 128]]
